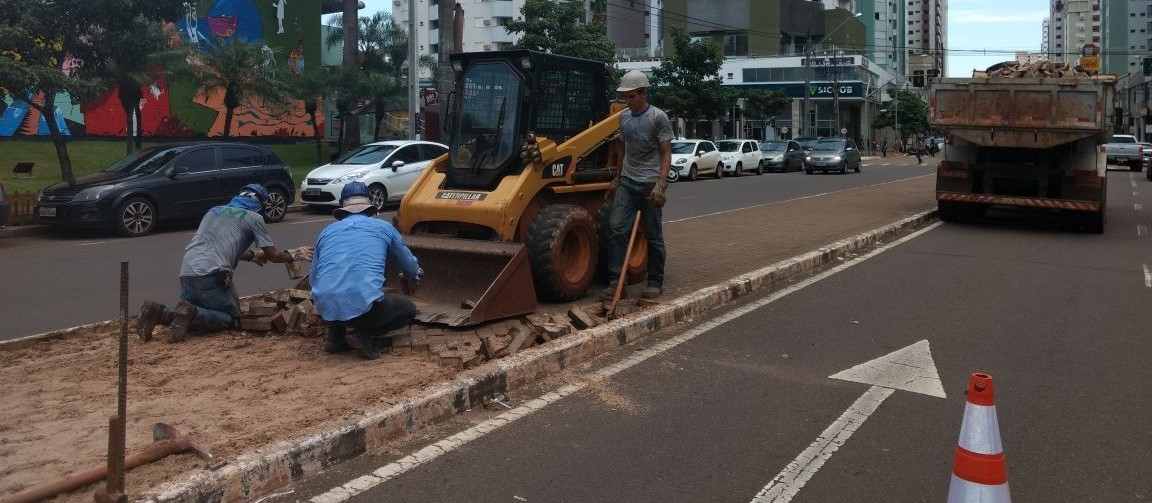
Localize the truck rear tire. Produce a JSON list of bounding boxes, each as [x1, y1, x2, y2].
[[1131, 162, 1142, 172], [1085, 210, 1105, 234], [526, 205, 598, 301], [938, 201, 960, 222]]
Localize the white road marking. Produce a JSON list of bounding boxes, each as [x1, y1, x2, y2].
[[75, 241, 110, 247], [290, 218, 332, 225], [666, 175, 934, 224], [1138, 225, 1147, 236], [1136, 203, 1144, 211], [1144, 265, 1151, 288], [750, 386, 894, 503], [1135, 191, 1141, 197], [307, 222, 945, 503]]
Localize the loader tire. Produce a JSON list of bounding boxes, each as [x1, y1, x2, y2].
[[595, 203, 648, 285], [527, 205, 598, 302]]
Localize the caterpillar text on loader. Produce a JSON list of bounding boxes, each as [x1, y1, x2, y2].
[[391, 50, 646, 326]]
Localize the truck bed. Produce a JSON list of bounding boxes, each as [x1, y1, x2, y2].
[[931, 76, 1115, 149]]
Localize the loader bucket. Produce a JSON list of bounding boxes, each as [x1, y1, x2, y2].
[[388, 235, 538, 326]]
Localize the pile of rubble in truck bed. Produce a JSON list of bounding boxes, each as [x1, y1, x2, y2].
[[977, 60, 1095, 79], [237, 287, 654, 369]]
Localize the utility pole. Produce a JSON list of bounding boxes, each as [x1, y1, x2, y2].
[[408, 0, 418, 139], [802, 27, 812, 138], [832, 47, 840, 137]]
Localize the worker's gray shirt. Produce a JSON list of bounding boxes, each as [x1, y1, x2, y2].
[[179, 206, 275, 277], [620, 105, 674, 184]]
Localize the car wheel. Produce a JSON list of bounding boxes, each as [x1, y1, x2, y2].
[[735, 163, 742, 176], [688, 165, 698, 181], [116, 197, 156, 237], [715, 163, 724, 179], [804, 167, 813, 175], [756, 161, 764, 175], [368, 183, 388, 210], [666, 167, 680, 183], [839, 161, 848, 174], [854, 162, 862, 173], [263, 188, 289, 223]]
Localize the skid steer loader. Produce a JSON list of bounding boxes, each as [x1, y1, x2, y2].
[[391, 50, 647, 326]]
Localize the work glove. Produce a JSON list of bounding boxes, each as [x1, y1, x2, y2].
[[287, 246, 314, 262], [399, 268, 424, 295], [604, 176, 620, 202], [649, 180, 669, 209], [242, 249, 268, 266]]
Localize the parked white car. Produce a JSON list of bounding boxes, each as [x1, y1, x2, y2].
[[301, 140, 448, 210], [716, 139, 764, 176], [669, 139, 723, 182]]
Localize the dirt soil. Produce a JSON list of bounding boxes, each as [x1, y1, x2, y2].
[[0, 175, 936, 502], [0, 325, 452, 502]]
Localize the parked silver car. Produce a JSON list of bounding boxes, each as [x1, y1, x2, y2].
[[717, 139, 764, 176], [804, 138, 863, 174], [759, 140, 806, 172]]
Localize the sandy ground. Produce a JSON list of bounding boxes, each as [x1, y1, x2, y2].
[[0, 323, 451, 502]]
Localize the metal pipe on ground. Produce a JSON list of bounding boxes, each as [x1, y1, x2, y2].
[[0, 423, 216, 503]]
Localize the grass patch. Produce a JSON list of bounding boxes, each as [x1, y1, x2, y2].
[[0, 139, 336, 195]]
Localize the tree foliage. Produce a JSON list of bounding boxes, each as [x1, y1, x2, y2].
[[649, 28, 732, 138], [871, 89, 929, 144], [505, 0, 616, 67], [742, 89, 791, 122], [183, 38, 291, 138], [326, 11, 413, 140]]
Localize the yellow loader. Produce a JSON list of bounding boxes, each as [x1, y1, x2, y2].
[[391, 50, 647, 326]]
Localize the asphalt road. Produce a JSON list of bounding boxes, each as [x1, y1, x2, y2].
[[0, 157, 929, 340], [283, 168, 1152, 503]]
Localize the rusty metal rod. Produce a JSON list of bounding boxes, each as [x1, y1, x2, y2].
[[1, 436, 199, 503], [609, 211, 642, 317], [110, 261, 130, 495]]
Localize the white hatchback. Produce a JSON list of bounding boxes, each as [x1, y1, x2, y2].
[[669, 139, 723, 182], [300, 140, 448, 210], [716, 139, 764, 176]]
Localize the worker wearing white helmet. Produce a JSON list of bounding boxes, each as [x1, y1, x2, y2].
[[601, 69, 674, 301]]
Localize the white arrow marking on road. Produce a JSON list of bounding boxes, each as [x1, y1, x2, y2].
[[750, 340, 946, 503]]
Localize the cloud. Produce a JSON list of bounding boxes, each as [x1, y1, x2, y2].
[[951, 10, 1048, 23]]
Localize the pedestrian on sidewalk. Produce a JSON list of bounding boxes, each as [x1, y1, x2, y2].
[[881, 138, 888, 157], [310, 182, 421, 360], [915, 139, 925, 165], [929, 139, 940, 157], [137, 184, 310, 343], [602, 70, 673, 301]]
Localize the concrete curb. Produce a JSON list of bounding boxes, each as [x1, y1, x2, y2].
[[0, 205, 312, 239], [136, 208, 938, 503]]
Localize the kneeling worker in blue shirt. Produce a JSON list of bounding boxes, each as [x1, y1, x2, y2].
[[311, 182, 421, 359]]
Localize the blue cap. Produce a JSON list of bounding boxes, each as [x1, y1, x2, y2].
[[340, 181, 370, 205], [239, 183, 269, 204]]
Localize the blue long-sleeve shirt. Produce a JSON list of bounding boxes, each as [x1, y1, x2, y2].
[[311, 214, 420, 321]]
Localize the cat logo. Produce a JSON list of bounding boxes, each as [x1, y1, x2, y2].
[[542, 156, 573, 179]]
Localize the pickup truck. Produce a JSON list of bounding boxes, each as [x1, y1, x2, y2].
[[1103, 134, 1144, 171]]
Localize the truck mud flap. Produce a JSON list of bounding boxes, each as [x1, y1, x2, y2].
[[389, 235, 538, 327]]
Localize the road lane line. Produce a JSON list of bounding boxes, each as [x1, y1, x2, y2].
[[75, 241, 110, 247], [290, 218, 333, 225], [666, 174, 934, 224], [306, 221, 945, 503], [1138, 225, 1147, 236], [1137, 203, 1144, 211], [1144, 265, 1151, 288], [750, 386, 895, 503]]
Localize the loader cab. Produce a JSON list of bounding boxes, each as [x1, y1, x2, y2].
[[444, 50, 610, 190]]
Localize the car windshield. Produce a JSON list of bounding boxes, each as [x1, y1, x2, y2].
[[102, 148, 181, 175], [813, 140, 847, 152], [333, 145, 398, 165], [716, 141, 740, 152], [671, 142, 698, 154], [760, 141, 786, 151]]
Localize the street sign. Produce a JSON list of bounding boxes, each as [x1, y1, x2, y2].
[[840, 128, 848, 135], [1081, 44, 1101, 72], [781, 127, 790, 133]]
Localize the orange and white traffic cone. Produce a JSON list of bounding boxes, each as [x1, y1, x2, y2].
[[948, 372, 1011, 502]]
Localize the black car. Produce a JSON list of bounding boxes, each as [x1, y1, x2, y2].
[[0, 181, 9, 227], [36, 142, 296, 237]]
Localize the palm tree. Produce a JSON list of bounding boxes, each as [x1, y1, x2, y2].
[[289, 69, 330, 162], [326, 11, 411, 140], [186, 38, 291, 137]]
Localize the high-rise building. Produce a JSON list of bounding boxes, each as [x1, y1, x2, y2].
[[1100, 0, 1148, 75], [904, 0, 946, 81], [858, 0, 906, 77], [1047, 0, 1101, 65]]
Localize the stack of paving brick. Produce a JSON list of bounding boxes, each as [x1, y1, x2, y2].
[[239, 289, 325, 337], [980, 60, 1093, 79]]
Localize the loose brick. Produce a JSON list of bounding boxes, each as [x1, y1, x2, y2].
[[245, 301, 280, 317], [288, 289, 313, 302], [567, 305, 601, 330], [241, 316, 274, 331]]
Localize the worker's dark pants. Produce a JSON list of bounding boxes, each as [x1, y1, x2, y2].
[[326, 294, 416, 341], [179, 273, 241, 332], [607, 177, 667, 287]]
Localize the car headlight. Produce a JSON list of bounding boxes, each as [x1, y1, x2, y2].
[[831, 156, 842, 161], [674, 158, 687, 165], [332, 170, 369, 184], [771, 155, 783, 161], [805, 155, 812, 161], [74, 186, 116, 202], [722, 154, 734, 160]]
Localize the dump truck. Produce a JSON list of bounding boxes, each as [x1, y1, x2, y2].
[[389, 50, 647, 326], [931, 63, 1115, 232]]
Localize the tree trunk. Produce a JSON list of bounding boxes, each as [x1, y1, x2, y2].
[[341, 0, 361, 152], [308, 106, 322, 163], [223, 107, 234, 137], [433, 0, 457, 143], [118, 83, 142, 154], [26, 91, 76, 186]]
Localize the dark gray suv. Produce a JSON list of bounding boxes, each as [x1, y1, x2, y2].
[[36, 142, 296, 237]]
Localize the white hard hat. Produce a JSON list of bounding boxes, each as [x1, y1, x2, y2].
[[617, 70, 650, 92]]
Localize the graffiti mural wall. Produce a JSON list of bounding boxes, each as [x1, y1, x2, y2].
[[0, 0, 323, 139]]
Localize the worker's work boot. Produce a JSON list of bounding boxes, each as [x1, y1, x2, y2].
[[137, 301, 173, 341], [324, 329, 351, 354], [641, 282, 663, 299], [166, 301, 197, 344], [348, 332, 381, 360], [600, 285, 624, 302]]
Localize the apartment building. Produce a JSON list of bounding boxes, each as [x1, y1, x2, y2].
[[904, 0, 945, 81], [1048, 0, 1100, 65]]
